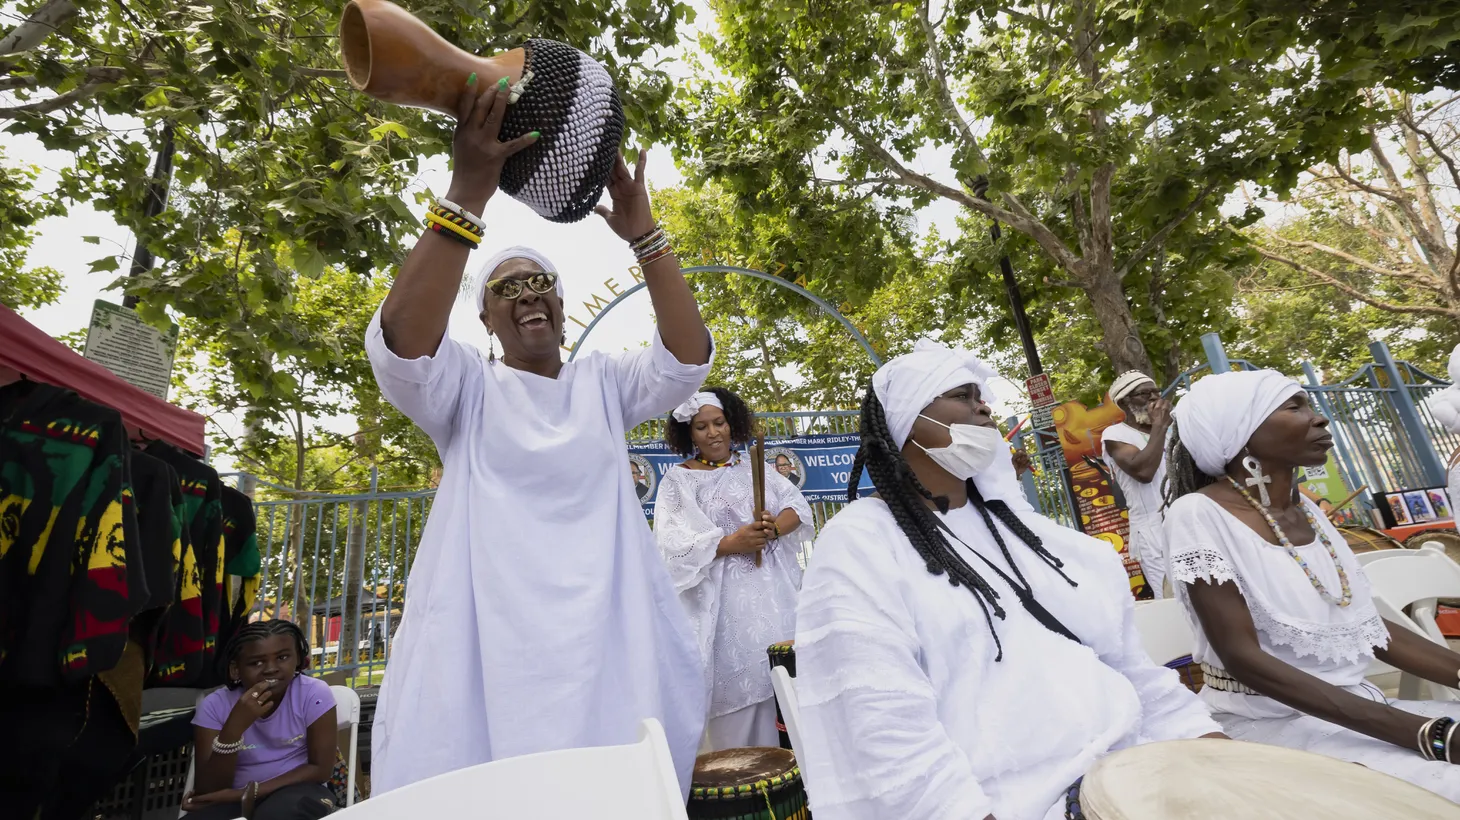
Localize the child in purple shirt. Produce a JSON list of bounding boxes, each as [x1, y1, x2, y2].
[[185, 620, 337, 819]]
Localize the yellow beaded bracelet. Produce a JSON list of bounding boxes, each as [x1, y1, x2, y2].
[[424, 211, 482, 245]]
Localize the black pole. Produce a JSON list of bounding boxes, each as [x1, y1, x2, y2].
[[123, 121, 175, 308], [971, 175, 1043, 377]]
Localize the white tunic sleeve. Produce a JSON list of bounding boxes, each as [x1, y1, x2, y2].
[[766, 471, 813, 568], [654, 468, 726, 594], [795, 514, 995, 820], [1095, 553, 1222, 741], [609, 331, 715, 429], [364, 306, 475, 449], [1163, 497, 1241, 591]]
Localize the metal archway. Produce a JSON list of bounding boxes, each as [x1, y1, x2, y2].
[[566, 265, 883, 365]]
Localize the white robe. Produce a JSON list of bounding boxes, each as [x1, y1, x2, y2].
[[654, 461, 811, 745], [1101, 422, 1170, 598], [1165, 493, 1460, 802], [364, 309, 710, 795], [794, 497, 1220, 820]]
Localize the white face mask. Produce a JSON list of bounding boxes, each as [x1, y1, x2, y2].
[[914, 415, 1004, 479]]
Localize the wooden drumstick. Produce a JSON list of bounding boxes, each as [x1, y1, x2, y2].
[[752, 433, 766, 567], [1327, 486, 1368, 521]]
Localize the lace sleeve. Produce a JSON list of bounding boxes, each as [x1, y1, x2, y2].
[[653, 469, 724, 594], [766, 472, 813, 572], [1163, 500, 1238, 589], [793, 520, 994, 820]]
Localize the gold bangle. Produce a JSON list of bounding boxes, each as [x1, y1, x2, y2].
[[424, 211, 482, 245]]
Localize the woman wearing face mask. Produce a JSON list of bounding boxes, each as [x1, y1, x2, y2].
[[364, 77, 712, 795], [1164, 369, 1460, 801], [655, 387, 813, 751], [791, 340, 1221, 820]]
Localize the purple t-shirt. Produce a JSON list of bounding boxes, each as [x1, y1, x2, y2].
[[194, 674, 335, 788]]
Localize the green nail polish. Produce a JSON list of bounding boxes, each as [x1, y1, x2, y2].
[[498, 77, 509, 90], [529, 130, 540, 138], [467, 72, 476, 85]]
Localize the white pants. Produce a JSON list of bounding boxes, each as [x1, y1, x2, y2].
[[703, 698, 780, 752], [1131, 522, 1168, 600]]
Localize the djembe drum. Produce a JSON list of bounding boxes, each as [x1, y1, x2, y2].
[[688, 747, 808, 820], [767, 640, 796, 750], [1077, 739, 1457, 819], [339, 0, 622, 223]]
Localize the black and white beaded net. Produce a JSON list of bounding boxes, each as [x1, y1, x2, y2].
[[498, 39, 624, 224]]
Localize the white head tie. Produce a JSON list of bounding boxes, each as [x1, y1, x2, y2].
[[465, 245, 565, 310], [872, 339, 999, 447], [1423, 342, 1460, 434], [1170, 369, 1303, 477], [1109, 370, 1156, 405], [672, 391, 723, 423]]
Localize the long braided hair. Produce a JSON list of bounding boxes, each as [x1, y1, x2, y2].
[[846, 386, 1076, 660], [221, 619, 311, 688], [1161, 419, 1215, 510]]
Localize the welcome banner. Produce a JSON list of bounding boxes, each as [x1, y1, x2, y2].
[[628, 433, 873, 516]]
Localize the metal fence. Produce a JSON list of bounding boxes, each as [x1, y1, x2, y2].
[[231, 337, 1454, 677]]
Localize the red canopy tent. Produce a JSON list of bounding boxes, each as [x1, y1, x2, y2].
[[0, 303, 206, 455]]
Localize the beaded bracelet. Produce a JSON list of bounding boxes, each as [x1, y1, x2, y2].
[[427, 220, 477, 249], [629, 226, 662, 249], [638, 245, 675, 266], [212, 736, 245, 755], [428, 204, 483, 238], [425, 212, 482, 246], [435, 197, 485, 233], [1419, 716, 1456, 762]]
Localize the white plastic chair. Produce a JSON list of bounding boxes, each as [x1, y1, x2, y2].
[[1364, 550, 1460, 702], [1357, 548, 1415, 566], [770, 665, 806, 755], [1132, 598, 1195, 666], [180, 683, 362, 817], [332, 718, 687, 819]]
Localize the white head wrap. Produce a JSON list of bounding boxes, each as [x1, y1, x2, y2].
[[1109, 370, 1156, 405], [466, 245, 565, 310], [872, 338, 999, 448], [672, 391, 723, 423], [1422, 343, 1460, 434], [1170, 369, 1303, 477]]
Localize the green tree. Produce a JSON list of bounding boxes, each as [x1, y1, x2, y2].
[[0, 147, 65, 309], [654, 180, 988, 412], [1245, 91, 1460, 376], [674, 0, 1460, 384]]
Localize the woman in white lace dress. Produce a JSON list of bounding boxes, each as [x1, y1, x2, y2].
[[655, 388, 813, 751], [1164, 368, 1460, 801]]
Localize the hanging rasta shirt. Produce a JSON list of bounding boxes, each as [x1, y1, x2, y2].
[[0, 381, 146, 685], [129, 452, 187, 671], [145, 441, 226, 683], [147, 457, 204, 687], [219, 486, 261, 655]]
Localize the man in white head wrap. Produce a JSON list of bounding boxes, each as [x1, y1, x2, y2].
[[792, 340, 1221, 820], [1101, 370, 1173, 598], [364, 112, 715, 795], [1163, 369, 1460, 803], [1423, 343, 1460, 525]]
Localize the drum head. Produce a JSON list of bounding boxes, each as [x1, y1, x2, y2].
[[1408, 530, 1460, 565], [692, 747, 796, 789], [1081, 739, 1460, 819], [1340, 526, 1404, 554]]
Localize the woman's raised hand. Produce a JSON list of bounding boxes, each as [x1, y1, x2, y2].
[[447, 76, 540, 209]]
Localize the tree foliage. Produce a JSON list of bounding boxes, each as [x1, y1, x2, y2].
[[0, 147, 65, 309], [673, 0, 1460, 388], [655, 180, 987, 411]]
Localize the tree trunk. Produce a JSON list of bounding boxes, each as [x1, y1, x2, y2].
[[1083, 267, 1153, 374], [0, 0, 76, 57]]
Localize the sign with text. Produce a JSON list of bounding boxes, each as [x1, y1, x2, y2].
[[1026, 373, 1056, 408], [83, 300, 178, 399], [628, 433, 873, 516]]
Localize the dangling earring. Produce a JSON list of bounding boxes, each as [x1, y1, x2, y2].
[[1241, 453, 1272, 507], [487, 328, 497, 363]]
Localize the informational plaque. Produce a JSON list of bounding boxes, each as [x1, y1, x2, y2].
[[82, 300, 178, 399]]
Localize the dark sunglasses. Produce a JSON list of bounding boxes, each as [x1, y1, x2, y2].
[[485, 272, 558, 300]]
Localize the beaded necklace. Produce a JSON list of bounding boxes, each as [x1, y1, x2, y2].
[[694, 453, 738, 469], [1225, 476, 1352, 608]]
